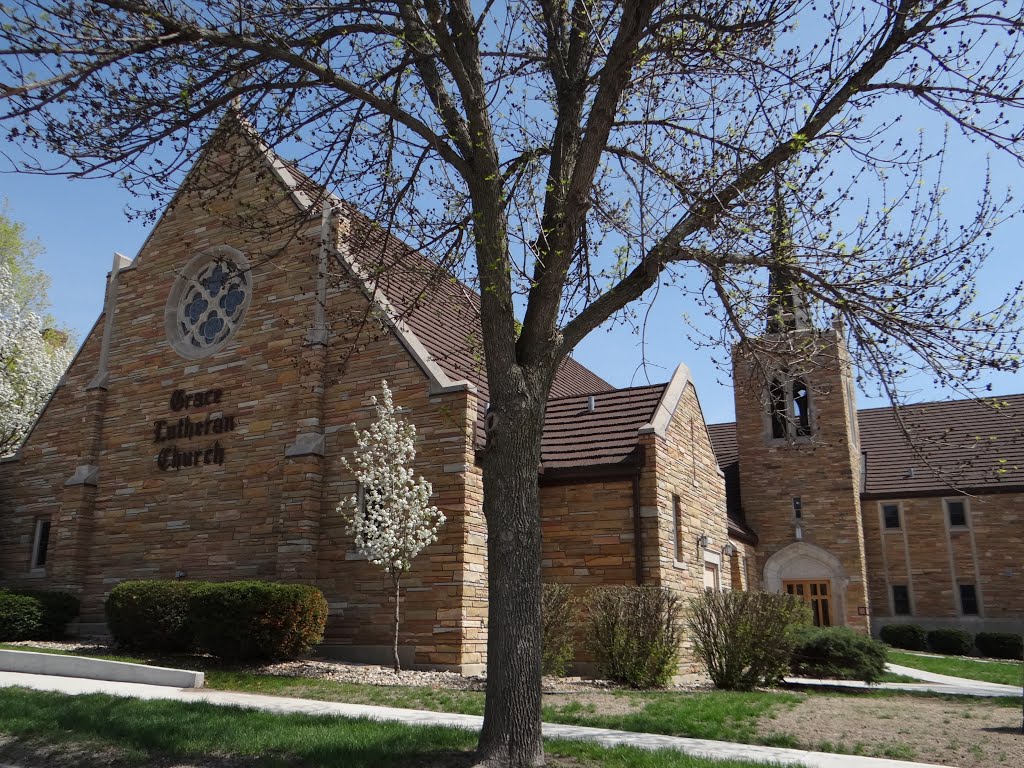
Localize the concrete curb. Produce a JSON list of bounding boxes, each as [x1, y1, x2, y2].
[[0, 649, 204, 689]]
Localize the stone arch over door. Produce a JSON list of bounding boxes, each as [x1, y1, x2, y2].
[[763, 542, 848, 626]]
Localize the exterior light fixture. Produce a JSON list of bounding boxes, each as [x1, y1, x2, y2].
[[722, 542, 738, 557], [697, 533, 710, 549]]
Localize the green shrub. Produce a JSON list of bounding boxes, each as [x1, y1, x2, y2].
[[191, 581, 328, 661], [879, 623, 928, 651], [9, 590, 79, 639], [542, 583, 578, 677], [105, 580, 202, 652], [790, 626, 888, 684], [688, 590, 812, 691], [975, 632, 1023, 660], [586, 585, 682, 689], [0, 591, 43, 641], [927, 628, 974, 656]]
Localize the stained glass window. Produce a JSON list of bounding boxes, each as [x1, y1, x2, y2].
[[167, 250, 252, 358]]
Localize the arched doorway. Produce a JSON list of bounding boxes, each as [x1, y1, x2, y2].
[[763, 542, 848, 626]]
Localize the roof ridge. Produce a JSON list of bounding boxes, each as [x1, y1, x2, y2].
[[857, 392, 1024, 415], [546, 381, 666, 402]]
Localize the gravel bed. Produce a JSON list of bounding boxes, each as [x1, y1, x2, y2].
[[3, 640, 650, 693]]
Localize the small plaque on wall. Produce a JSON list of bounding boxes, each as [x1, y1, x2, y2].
[[857, 606, 869, 616]]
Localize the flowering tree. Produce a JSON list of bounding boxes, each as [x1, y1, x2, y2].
[[339, 379, 445, 673], [0, 262, 72, 455]]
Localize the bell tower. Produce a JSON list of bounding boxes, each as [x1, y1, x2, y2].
[[732, 189, 870, 631]]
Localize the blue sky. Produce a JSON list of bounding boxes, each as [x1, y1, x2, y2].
[[0, 140, 1020, 426]]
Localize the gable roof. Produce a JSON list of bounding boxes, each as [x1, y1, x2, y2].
[[541, 384, 666, 472], [707, 394, 1024, 500], [857, 395, 1024, 495], [265, 149, 614, 412]]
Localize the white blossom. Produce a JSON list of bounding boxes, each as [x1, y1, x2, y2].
[[339, 379, 445, 573], [0, 263, 72, 455]]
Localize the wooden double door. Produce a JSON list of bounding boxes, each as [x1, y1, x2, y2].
[[784, 579, 833, 626]]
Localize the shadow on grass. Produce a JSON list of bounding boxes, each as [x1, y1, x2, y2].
[[0, 687, 478, 768]]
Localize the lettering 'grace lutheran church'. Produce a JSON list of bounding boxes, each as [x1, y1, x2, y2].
[[1, 123, 1020, 674]]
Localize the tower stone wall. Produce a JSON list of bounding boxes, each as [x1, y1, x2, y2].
[[732, 324, 870, 631]]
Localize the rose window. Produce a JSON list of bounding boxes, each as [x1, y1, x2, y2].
[[166, 248, 253, 359]]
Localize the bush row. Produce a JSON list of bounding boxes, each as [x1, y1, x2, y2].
[[541, 583, 682, 688], [543, 585, 902, 689], [880, 623, 1022, 660], [687, 590, 891, 689], [0, 588, 79, 641], [105, 580, 328, 661]]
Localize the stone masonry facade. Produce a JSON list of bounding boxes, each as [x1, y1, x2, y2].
[[1, 126, 1020, 677]]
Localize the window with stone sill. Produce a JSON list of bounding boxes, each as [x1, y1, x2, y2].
[[345, 483, 380, 560], [891, 584, 911, 615], [944, 498, 969, 528], [672, 494, 684, 563], [165, 247, 253, 359], [30, 518, 50, 571], [959, 584, 979, 616], [882, 503, 901, 530]]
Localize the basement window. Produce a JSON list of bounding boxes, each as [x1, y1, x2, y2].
[[31, 519, 51, 571]]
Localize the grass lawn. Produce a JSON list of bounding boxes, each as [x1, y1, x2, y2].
[[1, 644, 804, 745], [0, 687, 802, 768], [888, 650, 1024, 687], [877, 670, 922, 683]]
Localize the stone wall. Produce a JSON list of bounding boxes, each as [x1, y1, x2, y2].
[[862, 491, 1024, 634], [0, 136, 482, 671], [645, 381, 730, 676], [733, 326, 870, 632]]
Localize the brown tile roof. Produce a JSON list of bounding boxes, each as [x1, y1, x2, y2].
[[272, 160, 613, 424], [707, 422, 738, 468], [704, 422, 754, 540], [541, 385, 666, 471], [857, 395, 1024, 495], [707, 394, 1024, 500]]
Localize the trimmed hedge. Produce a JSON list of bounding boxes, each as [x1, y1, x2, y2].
[[105, 580, 328, 660], [541, 583, 578, 677], [975, 632, 1023, 660], [8, 589, 79, 639], [927, 628, 974, 656], [105, 580, 203, 652], [879, 623, 928, 651], [190, 581, 328, 661], [587, 585, 683, 688], [0, 591, 42, 641], [688, 589, 812, 691], [790, 626, 888, 684]]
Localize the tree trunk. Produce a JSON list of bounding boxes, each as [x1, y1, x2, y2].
[[476, 379, 548, 768], [393, 572, 402, 674]]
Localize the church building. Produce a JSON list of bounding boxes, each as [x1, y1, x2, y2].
[[1, 127, 1020, 674]]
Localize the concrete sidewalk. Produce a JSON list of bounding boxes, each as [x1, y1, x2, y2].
[[0, 669, 951, 768], [784, 662, 1023, 698]]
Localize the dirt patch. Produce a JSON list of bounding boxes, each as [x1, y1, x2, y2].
[[543, 690, 645, 717], [757, 693, 1023, 767]]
